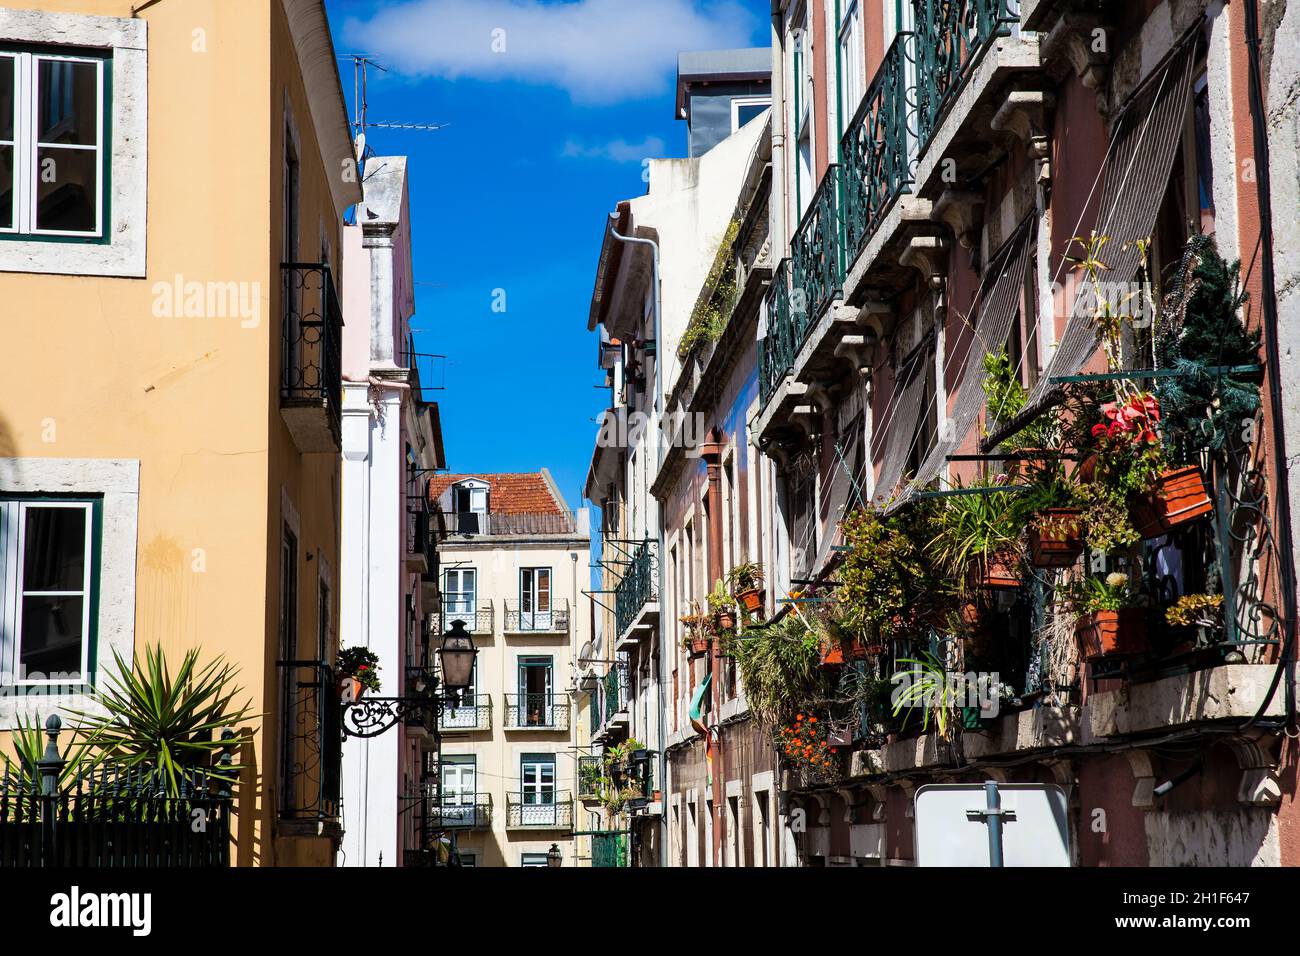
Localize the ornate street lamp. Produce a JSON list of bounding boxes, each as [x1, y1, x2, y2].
[[438, 619, 478, 703], [547, 843, 562, 868]]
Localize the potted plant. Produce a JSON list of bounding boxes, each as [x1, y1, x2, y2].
[[708, 578, 736, 632], [928, 480, 1023, 593], [338, 646, 382, 701], [774, 714, 841, 784], [1029, 507, 1084, 568], [1061, 572, 1148, 661], [1131, 465, 1213, 537], [1165, 592, 1225, 647], [727, 561, 766, 613]]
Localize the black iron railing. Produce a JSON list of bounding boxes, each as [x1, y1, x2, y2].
[[503, 694, 571, 730], [505, 792, 573, 830], [436, 693, 492, 732], [503, 600, 571, 634], [0, 721, 235, 867], [280, 262, 343, 445], [577, 755, 603, 801], [400, 332, 447, 405], [431, 794, 492, 830], [436, 606, 494, 637], [614, 539, 659, 638], [277, 660, 342, 826], [443, 511, 580, 536]]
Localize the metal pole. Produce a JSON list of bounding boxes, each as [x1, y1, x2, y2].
[[984, 780, 1005, 868]]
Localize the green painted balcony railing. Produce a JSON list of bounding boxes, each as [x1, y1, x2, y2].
[[912, 0, 1018, 152], [614, 539, 659, 639], [602, 668, 625, 721], [840, 30, 915, 259], [760, 258, 798, 407], [790, 163, 845, 335]]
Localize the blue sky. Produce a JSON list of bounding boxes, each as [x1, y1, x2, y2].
[[326, 0, 769, 510]]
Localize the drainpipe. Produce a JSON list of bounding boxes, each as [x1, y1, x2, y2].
[[609, 227, 669, 865], [1243, 0, 1298, 731]]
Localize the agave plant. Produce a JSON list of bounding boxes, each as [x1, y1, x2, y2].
[[0, 714, 87, 793], [72, 643, 257, 798]]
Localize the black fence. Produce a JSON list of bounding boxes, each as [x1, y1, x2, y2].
[[0, 723, 233, 868]]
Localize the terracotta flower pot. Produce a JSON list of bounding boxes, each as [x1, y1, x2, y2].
[[1075, 608, 1147, 662], [1075, 453, 1099, 483], [340, 676, 363, 703], [1029, 508, 1084, 568], [717, 610, 736, 631], [689, 636, 711, 658], [737, 588, 764, 612], [818, 640, 845, 668], [1132, 466, 1213, 538], [970, 550, 1021, 590]]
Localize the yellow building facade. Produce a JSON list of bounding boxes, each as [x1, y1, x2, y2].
[[0, 0, 361, 866]]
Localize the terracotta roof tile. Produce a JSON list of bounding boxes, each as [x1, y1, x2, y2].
[[427, 472, 566, 516]]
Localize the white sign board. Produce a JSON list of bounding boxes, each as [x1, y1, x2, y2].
[[914, 783, 1071, 867]]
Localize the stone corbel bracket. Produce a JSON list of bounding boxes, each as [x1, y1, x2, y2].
[[1227, 733, 1283, 807], [835, 787, 858, 824], [866, 784, 888, 822], [1126, 749, 1158, 809], [991, 89, 1056, 186], [900, 236, 949, 320], [932, 189, 985, 251], [1041, 13, 1110, 109]]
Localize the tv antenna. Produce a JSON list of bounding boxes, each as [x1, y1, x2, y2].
[[339, 54, 449, 160]]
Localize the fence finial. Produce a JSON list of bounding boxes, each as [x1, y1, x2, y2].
[[37, 715, 64, 796]]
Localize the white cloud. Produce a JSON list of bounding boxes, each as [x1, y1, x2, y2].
[[561, 135, 666, 163], [341, 0, 758, 104]]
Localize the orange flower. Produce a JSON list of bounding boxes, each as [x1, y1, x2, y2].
[[808, 716, 817, 724]]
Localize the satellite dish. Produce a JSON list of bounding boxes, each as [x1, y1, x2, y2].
[[578, 640, 593, 663], [353, 132, 366, 161]]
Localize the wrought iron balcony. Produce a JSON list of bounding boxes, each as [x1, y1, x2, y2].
[[790, 164, 845, 330], [840, 30, 915, 260], [503, 599, 571, 635], [280, 263, 343, 452], [405, 494, 434, 573], [436, 693, 492, 732], [431, 794, 492, 830], [760, 258, 798, 408], [505, 792, 574, 830], [614, 539, 659, 640], [437, 606, 494, 637], [600, 668, 627, 725], [591, 830, 629, 868], [912, 0, 1018, 155], [503, 694, 571, 731], [577, 755, 603, 802], [276, 660, 342, 832]]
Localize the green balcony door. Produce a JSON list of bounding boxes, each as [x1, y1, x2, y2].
[[518, 656, 552, 726], [520, 567, 551, 631]]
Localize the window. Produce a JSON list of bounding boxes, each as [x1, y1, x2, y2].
[[838, 0, 866, 131], [520, 754, 557, 826], [519, 567, 552, 630], [443, 568, 476, 617], [452, 481, 488, 515], [0, 499, 97, 685], [731, 95, 770, 133], [520, 852, 550, 868], [316, 576, 330, 661], [0, 49, 107, 239], [518, 656, 553, 726], [441, 756, 478, 826]]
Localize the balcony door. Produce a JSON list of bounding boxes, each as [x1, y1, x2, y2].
[[518, 656, 552, 727], [520, 754, 556, 826], [519, 567, 551, 631], [440, 757, 477, 827], [443, 568, 476, 620]]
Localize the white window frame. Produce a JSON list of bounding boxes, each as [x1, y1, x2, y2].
[[1, 499, 94, 686], [730, 95, 771, 134], [838, 0, 866, 133], [0, 50, 105, 238], [443, 567, 477, 617]]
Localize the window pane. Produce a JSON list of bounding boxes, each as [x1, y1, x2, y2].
[[37, 59, 98, 146], [23, 507, 86, 591], [21, 594, 84, 677], [0, 145, 12, 230], [0, 56, 14, 141], [36, 146, 98, 232]]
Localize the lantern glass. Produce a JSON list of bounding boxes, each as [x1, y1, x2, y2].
[[547, 843, 562, 867], [438, 620, 478, 694]]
